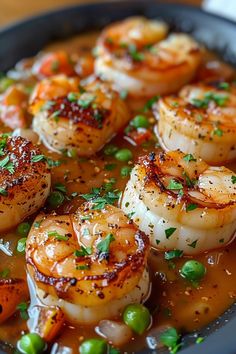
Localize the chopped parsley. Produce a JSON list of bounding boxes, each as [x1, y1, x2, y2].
[[0, 268, 10, 278], [191, 92, 228, 108], [0, 155, 14, 174], [0, 187, 8, 196], [78, 94, 96, 109], [164, 250, 183, 260], [128, 44, 144, 62], [196, 336, 204, 344], [31, 154, 46, 163], [47, 231, 69, 241], [142, 95, 159, 112], [167, 179, 183, 190], [54, 182, 67, 194], [188, 240, 198, 248], [183, 154, 196, 163], [186, 203, 198, 212], [105, 163, 117, 171], [76, 264, 90, 270], [16, 302, 29, 320], [231, 176, 236, 184], [97, 233, 115, 258], [160, 327, 181, 353], [165, 227, 177, 239], [74, 246, 92, 257], [81, 186, 120, 210], [213, 127, 223, 137]]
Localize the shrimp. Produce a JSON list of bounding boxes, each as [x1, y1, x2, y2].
[[121, 150, 236, 255], [155, 82, 236, 165], [30, 75, 130, 156], [32, 51, 75, 79], [95, 17, 202, 98], [26, 204, 150, 324], [0, 85, 28, 129], [0, 278, 28, 324], [0, 135, 51, 232]]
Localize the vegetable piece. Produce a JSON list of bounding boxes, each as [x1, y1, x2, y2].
[[17, 222, 31, 237], [123, 304, 151, 335], [31, 306, 65, 342], [79, 338, 107, 354], [180, 260, 206, 282], [0, 278, 28, 324], [47, 191, 65, 208], [115, 149, 133, 162], [17, 333, 45, 354], [131, 115, 149, 129]]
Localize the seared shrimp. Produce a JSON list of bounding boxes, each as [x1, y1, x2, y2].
[[121, 150, 236, 255], [30, 75, 130, 156], [0, 135, 51, 232], [155, 82, 236, 165], [26, 204, 150, 324], [95, 17, 202, 98]]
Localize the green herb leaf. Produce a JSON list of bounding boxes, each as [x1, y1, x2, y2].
[[196, 337, 204, 344], [164, 250, 183, 260], [167, 179, 183, 190], [160, 327, 180, 352], [16, 302, 29, 320], [54, 182, 67, 194], [0, 187, 8, 196], [47, 231, 69, 241], [142, 95, 159, 112], [165, 227, 177, 239], [188, 240, 198, 248], [183, 154, 196, 163], [231, 176, 236, 184], [128, 44, 144, 62], [74, 246, 92, 257], [97, 233, 115, 256], [213, 127, 223, 137], [31, 154, 46, 163], [0, 268, 10, 278], [0, 155, 15, 174], [78, 94, 96, 109], [186, 203, 198, 212], [76, 264, 90, 270]]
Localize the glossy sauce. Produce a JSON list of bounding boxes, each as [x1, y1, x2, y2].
[[0, 32, 235, 353]]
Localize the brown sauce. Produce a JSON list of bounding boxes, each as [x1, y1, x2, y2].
[[0, 31, 235, 353]]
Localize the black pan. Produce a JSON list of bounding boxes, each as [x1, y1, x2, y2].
[[0, 1, 235, 353]]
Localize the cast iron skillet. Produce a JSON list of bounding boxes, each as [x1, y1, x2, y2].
[[0, 1, 236, 353]]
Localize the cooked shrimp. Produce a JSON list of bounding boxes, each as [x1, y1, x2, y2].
[[95, 17, 202, 98], [0, 85, 28, 129], [0, 135, 51, 232], [0, 278, 28, 323], [26, 204, 150, 324], [155, 82, 236, 165], [121, 150, 236, 255], [32, 51, 75, 79], [30, 75, 130, 156]]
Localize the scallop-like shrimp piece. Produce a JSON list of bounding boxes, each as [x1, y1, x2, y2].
[[0, 135, 51, 232], [30, 75, 130, 156], [0, 278, 28, 323], [95, 17, 202, 98], [26, 204, 150, 324], [121, 150, 236, 255], [155, 82, 236, 165]]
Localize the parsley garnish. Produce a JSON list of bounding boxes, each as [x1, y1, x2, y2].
[[78, 94, 96, 109], [81, 187, 120, 210], [47, 231, 69, 241], [0, 155, 14, 174], [128, 44, 144, 62], [191, 92, 228, 108], [74, 246, 92, 257], [186, 203, 198, 212], [165, 227, 177, 239], [165, 250, 183, 260], [0, 268, 10, 278], [76, 264, 90, 270], [54, 182, 67, 194], [196, 337, 204, 344], [31, 154, 45, 163], [213, 127, 223, 137], [188, 240, 198, 248], [142, 95, 159, 112], [183, 154, 196, 163], [0, 187, 8, 196], [97, 233, 115, 257], [231, 176, 236, 184], [16, 302, 29, 320], [167, 179, 183, 190], [160, 327, 181, 353], [17, 238, 27, 253]]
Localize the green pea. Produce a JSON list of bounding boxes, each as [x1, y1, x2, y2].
[[120, 166, 132, 177], [104, 144, 118, 156], [17, 333, 45, 354], [79, 338, 107, 354], [17, 222, 31, 237], [131, 115, 149, 129], [115, 149, 133, 162], [123, 303, 151, 334], [47, 191, 65, 208], [180, 260, 206, 282]]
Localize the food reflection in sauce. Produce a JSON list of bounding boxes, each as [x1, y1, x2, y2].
[[0, 16, 235, 354]]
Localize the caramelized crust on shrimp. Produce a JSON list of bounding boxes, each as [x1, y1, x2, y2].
[[121, 150, 236, 255], [95, 17, 202, 98], [156, 82, 236, 164], [30, 75, 130, 156], [26, 204, 150, 324], [0, 135, 51, 232]]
